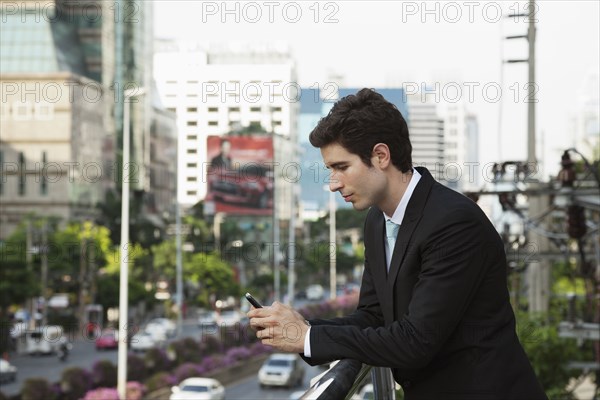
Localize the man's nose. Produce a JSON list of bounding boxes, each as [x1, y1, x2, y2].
[[329, 176, 342, 192]]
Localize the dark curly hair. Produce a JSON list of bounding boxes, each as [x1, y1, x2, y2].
[[309, 88, 412, 172]]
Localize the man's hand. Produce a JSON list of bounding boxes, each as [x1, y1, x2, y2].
[[247, 302, 309, 353]]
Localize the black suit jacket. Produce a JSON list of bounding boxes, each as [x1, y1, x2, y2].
[[304, 167, 547, 400], [210, 154, 232, 170]]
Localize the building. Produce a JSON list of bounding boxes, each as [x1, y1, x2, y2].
[[148, 91, 178, 219], [0, 1, 110, 239], [153, 41, 298, 214], [406, 93, 445, 181], [441, 102, 480, 191], [0, 0, 175, 239]]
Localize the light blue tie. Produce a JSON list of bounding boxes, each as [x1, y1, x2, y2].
[[386, 219, 400, 269]]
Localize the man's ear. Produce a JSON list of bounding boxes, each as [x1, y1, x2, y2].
[[372, 143, 391, 168]]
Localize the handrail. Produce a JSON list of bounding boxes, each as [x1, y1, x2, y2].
[[297, 359, 368, 400], [370, 367, 396, 400], [343, 364, 372, 400]]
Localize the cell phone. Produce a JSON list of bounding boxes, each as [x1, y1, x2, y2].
[[245, 292, 263, 308]]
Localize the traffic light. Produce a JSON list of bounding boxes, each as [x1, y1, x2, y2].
[[557, 150, 576, 187], [567, 205, 586, 239], [498, 193, 516, 211]]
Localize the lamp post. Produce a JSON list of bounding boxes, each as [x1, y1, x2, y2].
[[117, 87, 145, 399], [329, 189, 337, 300], [323, 186, 337, 300]]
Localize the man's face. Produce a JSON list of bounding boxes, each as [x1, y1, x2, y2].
[[221, 141, 231, 155], [321, 143, 387, 211]]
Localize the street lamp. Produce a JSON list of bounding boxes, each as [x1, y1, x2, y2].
[[118, 86, 145, 399], [323, 185, 337, 300]]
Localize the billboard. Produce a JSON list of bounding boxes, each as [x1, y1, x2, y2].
[[205, 135, 274, 216]]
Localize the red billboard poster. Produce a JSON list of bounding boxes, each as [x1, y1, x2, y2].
[[205, 135, 274, 215]]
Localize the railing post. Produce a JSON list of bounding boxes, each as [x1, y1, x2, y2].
[[371, 367, 396, 400]]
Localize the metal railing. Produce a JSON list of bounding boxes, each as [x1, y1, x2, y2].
[[298, 360, 396, 400]]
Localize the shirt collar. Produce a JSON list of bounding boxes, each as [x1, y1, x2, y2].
[[383, 168, 422, 225]]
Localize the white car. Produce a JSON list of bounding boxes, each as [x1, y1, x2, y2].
[[258, 353, 304, 388], [25, 326, 67, 355], [148, 318, 176, 337], [306, 284, 324, 301], [198, 311, 218, 328], [170, 377, 225, 400], [216, 310, 243, 326], [10, 321, 28, 339], [145, 322, 168, 342], [0, 359, 17, 383], [130, 332, 156, 352]]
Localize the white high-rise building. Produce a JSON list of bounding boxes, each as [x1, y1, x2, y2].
[[153, 41, 298, 209], [406, 94, 445, 180], [441, 103, 480, 191]]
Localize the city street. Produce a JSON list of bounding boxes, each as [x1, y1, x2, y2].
[[225, 364, 324, 400], [0, 329, 117, 396], [0, 297, 325, 398]]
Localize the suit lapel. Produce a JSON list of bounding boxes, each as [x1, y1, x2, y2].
[[387, 167, 434, 287]]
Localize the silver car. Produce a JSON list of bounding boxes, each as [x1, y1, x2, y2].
[[258, 353, 305, 388]]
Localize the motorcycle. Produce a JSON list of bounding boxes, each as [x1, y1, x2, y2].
[[57, 342, 72, 362]]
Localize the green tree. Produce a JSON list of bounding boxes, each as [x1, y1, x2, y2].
[[186, 252, 239, 307], [0, 242, 38, 313], [96, 189, 166, 249], [151, 238, 177, 281], [183, 214, 212, 252], [310, 208, 368, 239], [98, 242, 155, 312], [516, 310, 588, 399], [0, 223, 39, 354], [50, 221, 112, 284]]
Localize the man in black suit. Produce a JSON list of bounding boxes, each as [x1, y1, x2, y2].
[[248, 89, 547, 399], [210, 138, 232, 170]]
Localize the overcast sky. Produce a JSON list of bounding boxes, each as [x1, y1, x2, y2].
[[154, 1, 600, 179]]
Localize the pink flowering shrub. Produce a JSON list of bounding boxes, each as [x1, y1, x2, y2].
[[125, 381, 145, 400], [199, 355, 225, 373], [81, 382, 144, 400], [145, 371, 176, 393], [82, 387, 119, 400], [224, 346, 252, 364], [173, 362, 205, 382], [91, 360, 117, 388]]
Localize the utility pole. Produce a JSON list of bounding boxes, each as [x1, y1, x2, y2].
[[526, 0, 536, 166], [271, 115, 280, 303], [78, 233, 88, 331], [118, 87, 146, 399], [175, 200, 183, 336], [287, 162, 298, 306], [41, 221, 48, 327], [329, 190, 337, 300], [88, 227, 97, 306], [506, 0, 550, 313], [25, 219, 34, 330]]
